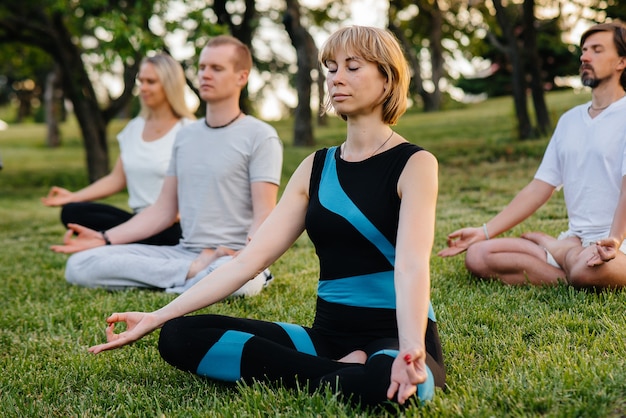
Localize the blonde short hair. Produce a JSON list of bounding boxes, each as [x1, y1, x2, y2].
[[139, 53, 195, 120], [319, 26, 410, 125], [205, 35, 253, 72]]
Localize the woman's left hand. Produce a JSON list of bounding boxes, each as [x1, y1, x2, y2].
[[387, 350, 427, 404]]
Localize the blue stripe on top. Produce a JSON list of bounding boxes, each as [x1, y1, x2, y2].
[[196, 330, 253, 382], [274, 322, 317, 356], [318, 147, 395, 265], [318, 271, 396, 309], [318, 271, 437, 321]]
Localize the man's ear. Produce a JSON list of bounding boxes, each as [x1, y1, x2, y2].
[[238, 70, 250, 86]]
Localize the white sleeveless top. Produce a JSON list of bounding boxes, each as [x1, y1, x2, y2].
[[117, 116, 193, 212]]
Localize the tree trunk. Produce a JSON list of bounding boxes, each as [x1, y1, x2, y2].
[[44, 64, 63, 148], [283, 0, 315, 146], [0, 3, 150, 182], [15, 89, 33, 123], [523, 0, 551, 135], [213, 0, 257, 114], [493, 0, 533, 139], [419, 0, 445, 112], [388, 17, 425, 108], [50, 14, 109, 181]]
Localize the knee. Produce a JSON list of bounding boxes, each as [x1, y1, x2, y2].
[[158, 319, 179, 359], [464, 242, 491, 277], [158, 318, 194, 371], [566, 265, 601, 289], [65, 252, 93, 287], [60, 202, 83, 227]]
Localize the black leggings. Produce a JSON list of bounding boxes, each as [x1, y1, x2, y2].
[[158, 314, 445, 408], [60, 202, 182, 246]]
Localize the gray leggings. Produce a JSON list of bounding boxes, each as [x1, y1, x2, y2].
[[66, 244, 203, 292], [65, 244, 267, 295]]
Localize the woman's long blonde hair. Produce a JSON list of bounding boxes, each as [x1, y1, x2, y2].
[[139, 53, 196, 120], [319, 26, 411, 125]]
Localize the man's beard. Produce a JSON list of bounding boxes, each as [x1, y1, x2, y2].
[[581, 66, 601, 88], [582, 75, 600, 88]]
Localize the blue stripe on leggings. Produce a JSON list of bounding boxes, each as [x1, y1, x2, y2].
[[196, 330, 253, 382], [370, 349, 435, 401], [370, 349, 399, 358], [319, 147, 395, 265], [274, 322, 317, 356], [417, 365, 435, 401]]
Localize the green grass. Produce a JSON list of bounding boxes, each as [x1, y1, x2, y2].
[[1, 89, 625, 417]]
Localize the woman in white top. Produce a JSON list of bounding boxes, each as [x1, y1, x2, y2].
[[42, 53, 195, 245]]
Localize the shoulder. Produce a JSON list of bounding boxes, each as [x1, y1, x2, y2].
[[399, 149, 438, 199], [558, 102, 588, 122], [312, 146, 332, 165], [241, 116, 278, 135], [177, 119, 204, 135], [291, 151, 318, 189], [387, 141, 434, 167], [397, 142, 424, 157], [126, 116, 145, 129], [408, 148, 437, 166], [117, 117, 144, 142], [402, 144, 438, 176], [179, 117, 197, 127], [240, 117, 282, 152]]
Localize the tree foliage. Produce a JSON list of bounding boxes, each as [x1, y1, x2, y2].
[[456, 2, 578, 98], [0, 43, 54, 121], [0, 0, 220, 181], [389, 0, 462, 112], [1, 0, 613, 161]]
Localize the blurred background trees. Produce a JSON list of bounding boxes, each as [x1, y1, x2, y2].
[[0, 0, 622, 179]]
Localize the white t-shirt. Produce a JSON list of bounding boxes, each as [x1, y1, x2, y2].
[[167, 116, 283, 250], [117, 117, 193, 212], [534, 96, 626, 241]]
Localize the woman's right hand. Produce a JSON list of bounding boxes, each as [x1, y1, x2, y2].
[[88, 312, 163, 354], [42, 186, 75, 206]]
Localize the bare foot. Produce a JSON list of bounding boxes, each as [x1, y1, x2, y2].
[[186, 246, 236, 279], [522, 231, 583, 271], [337, 350, 367, 364], [521, 231, 556, 247]]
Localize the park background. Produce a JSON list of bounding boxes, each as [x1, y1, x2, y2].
[[1, 1, 626, 417]]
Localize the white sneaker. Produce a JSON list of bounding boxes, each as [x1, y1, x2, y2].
[[231, 269, 273, 297]]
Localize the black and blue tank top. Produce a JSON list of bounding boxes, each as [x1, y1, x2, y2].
[[306, 142, 436, 338]]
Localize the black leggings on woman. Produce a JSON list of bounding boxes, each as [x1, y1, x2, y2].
[[158, 314, 445, 408], [61, 202, 182, 246]]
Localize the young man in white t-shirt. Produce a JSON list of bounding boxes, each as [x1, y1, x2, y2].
[[52, 36, 283, 296], [438, 22, 626, 289]]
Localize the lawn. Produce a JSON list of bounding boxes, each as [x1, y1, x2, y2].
[[1, 89, 625, 417]]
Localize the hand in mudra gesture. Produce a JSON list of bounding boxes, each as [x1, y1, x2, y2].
[[88, 312, 162, 354], [50, 223, 105, 254]]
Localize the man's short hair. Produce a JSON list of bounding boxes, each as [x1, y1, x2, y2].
[[205, 35, 253, 72]]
